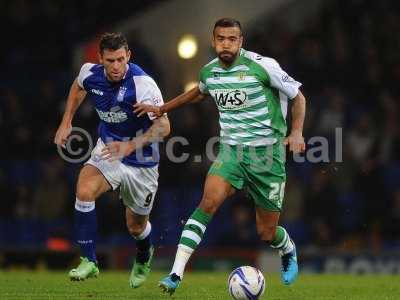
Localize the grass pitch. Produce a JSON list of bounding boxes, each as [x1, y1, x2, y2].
[[0, 270, 399, 299]]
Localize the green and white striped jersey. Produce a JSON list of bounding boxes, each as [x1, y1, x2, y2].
[[199, 48, 301, 146]]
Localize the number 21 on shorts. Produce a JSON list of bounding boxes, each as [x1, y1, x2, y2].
[[269, 182, 286, 208]]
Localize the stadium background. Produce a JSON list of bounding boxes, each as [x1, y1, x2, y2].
[[1, 0, 400, 276]]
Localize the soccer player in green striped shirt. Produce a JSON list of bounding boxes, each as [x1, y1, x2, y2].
[[135, 17, 306, 295]]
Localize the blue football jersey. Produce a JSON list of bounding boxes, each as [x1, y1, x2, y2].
[[77, 62, 164, 167]]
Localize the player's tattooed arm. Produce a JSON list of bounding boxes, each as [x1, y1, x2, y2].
[[100, 116, 171, 161], [54, 79, 87, 147], [133, 85, 205, 117], [284, 90, 306, 154]]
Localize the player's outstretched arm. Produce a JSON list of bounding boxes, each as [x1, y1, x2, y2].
[[283, 90, 306, 154], [54, 79, 87, 147], [101, 116, 171, 161], [133, 85, 205, 117]]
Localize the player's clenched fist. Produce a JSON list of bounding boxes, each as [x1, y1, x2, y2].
[[133, 103, 162, 118], [54, 122, 72, 147]]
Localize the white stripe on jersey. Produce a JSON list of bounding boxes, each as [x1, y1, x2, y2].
[[206, 75, 259, 85]]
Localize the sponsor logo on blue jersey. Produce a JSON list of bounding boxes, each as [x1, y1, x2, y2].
[[96, 106, 128, 123]]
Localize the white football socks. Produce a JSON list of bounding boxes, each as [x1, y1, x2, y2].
[[170, 245, 193, 279]]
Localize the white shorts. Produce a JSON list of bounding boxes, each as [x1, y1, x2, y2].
[[85, 138, 159, 215]]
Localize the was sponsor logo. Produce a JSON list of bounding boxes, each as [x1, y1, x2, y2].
[[211, 89, 248, 110], [96, 106, 128, 123]]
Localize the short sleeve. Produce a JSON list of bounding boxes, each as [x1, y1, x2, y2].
[[77, 63, 95, 89], [198, 69, 209, 95], [198, 81, 208, 94], [134, 75, 165, 120], [258, 58, 302, 99]]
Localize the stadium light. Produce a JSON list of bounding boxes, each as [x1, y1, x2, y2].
[[177, 35, 198, 59], [184, 81, 198, 92]]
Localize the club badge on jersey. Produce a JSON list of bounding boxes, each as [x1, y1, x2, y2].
[[117, 86, 128, 102], [237, 71, 246, 81]]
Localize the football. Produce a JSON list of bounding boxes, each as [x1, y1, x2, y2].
[[228, 266, 265, 300]]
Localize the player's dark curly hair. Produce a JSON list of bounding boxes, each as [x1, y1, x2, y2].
[[99, 32, 129, 53], [213, 18, 242, 36]]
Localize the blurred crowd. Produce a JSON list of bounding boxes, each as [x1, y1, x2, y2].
[[1, 0, 400, 252]]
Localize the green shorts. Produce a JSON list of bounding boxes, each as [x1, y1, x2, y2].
[[208, 142, 286, 212]]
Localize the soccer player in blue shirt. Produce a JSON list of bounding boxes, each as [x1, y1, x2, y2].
[[54, 32, 170, 288]]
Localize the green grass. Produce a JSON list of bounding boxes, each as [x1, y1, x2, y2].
[[0, 271, 399, 299]]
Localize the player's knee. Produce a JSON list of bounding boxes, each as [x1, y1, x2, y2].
[[258, 226, 277, 244], [126, 220, 146, 238], [76, 186, 96, 202], [198, 196, 219, 215]]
